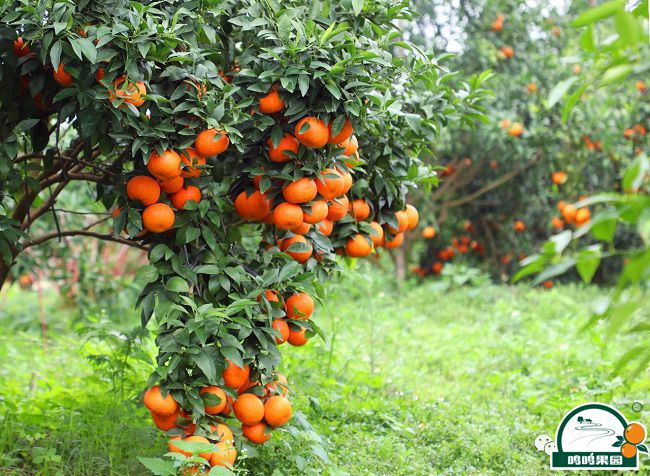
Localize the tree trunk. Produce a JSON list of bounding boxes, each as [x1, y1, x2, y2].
[[393, 244, 406, 281]]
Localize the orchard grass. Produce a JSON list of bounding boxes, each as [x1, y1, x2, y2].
[[0, 271, 648, 475]]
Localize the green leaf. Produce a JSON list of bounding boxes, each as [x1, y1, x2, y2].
[[166, 276, 190, 293], [351, 0, 364, 16], [220, 346, 243, 367], [576, 246, 601, 283], [622, 154, 649, 192], [547, 77, 578, 109], [136, 457, 176, 476], [50, 41, 62, 71], [571, 0, 625, 27], [78, 37, 97, 63], [601, 64, 633, 85], [135, 265, 159, 285], [192, 349, 217, 383]]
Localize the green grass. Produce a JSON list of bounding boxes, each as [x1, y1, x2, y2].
[[0, 271, 649, 475]]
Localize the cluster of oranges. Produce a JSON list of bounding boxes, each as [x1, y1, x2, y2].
[[499, 118, 524, 137], [490, 14, 514, 60], [582, 135, 603, 152], [121, 130, 228, 233], [620, 422, 647, 459], [233, 86, 419, 262], [144, 356, 292, 471], [553, 199, 591, 230], [624, 124, 646, 141]]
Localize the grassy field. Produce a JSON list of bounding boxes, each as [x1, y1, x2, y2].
[[0, 269, 648, 475]]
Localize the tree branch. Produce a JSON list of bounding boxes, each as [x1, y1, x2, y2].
[[23, 230, 149, 251]]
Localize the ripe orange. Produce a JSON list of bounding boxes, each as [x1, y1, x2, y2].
[[267, 133, 299, 163], [551, 217, 564, 230], [168, 435, 183, 453], [264, 396, 292, 427], [184, 435, 212, 459], [637, 81, 647, 93], [625, 423, 646, 445], [513, 220, 526, 232], [349, 199, 371, 221], [258, 289, 280, 304], [109, 77, 146, 107], [222, 360, 250, 389], [542, 280, 553, 289], [294, 117, 328, 148], [491, 19, 503, 32], [159, 176, 184, 194], [369, 221, 384, 246], [280, 235, 313, 262], [385, 232, 404, 249], [621, 442, 637, 459], [327, 117, 353, 144], [272, 319, 290, 344], [318, 219, 334, 236], [234, 190, 271, 221], [147, 149, 182, 180], [327, 195, 349, 221], [170, 186, 201, 210], [199, 386, 227, 414], [287, 326, 308, 346], [283, 178, 318, 204], [339, 169, 353, 193], [95, 68, 105, 82], [233, 393, 264, 425], [13, 37, 31, 57], [151, 410, 178, 431], [422, 226, 436, 239], [144, 385, 179, 416], [242, 422, 271, 444], [500, 46, 514, 59], [573, 64, 581, 75], [180, 149, 206, 178], [303, 201, 329, 224], [142, 203, 175, 233], [499, 119, 511, 130], [574, 208, 591, 226], [53, 63, 73, 87], [345, 234, 373, 257], [292, 222, 311, 234], [209, 441, 237, 468], [265, 374, 289, 397], [552, 171, 567, 185], [316, 168, 345, 200], [404, 204, 419, 230], [210, 423, 235, 443], [562, 204, 577, 223], [338, 135, 358, 156], [195, 129, 229, 157], [285, 292, 314, 320], [388, 211, 409, 234], [432, 262, 443, 274], [527, 82, 537, 93], [274, 202, 304, 230], [259, 86, 285, 114], [508, 122, 524, 137], [127, 175, 160, 206]]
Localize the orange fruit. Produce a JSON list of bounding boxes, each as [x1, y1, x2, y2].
[[318, 219, 334, 236], [527, 82, 537, 93], [542, 280, 553, 289], [432, 262, 443, 275], [287, 326, 308, 346], [562, 204, 577, 224], [151, 410, 178, 431], [303, 201, 329, 224], [339, 169, 353, 193], [285, 292, 314, 320], [13, 37, 31, 57], [280, 235, 313, 262], [199, 386, 227, 414], [184, 435, 212, 459], [234, 190, 271, 221], [625, 423, 646, 445], [274, 202, 304, 230], [283, 178, 318, 204], [209, 441, 237, 468], [222, 360, 250, 389], [259, 87, 285, 114], [552, 171, 567, 185], [292, 222, 311, 234], [294, 117, 328, 148], [210, 423, 235, 443], [385, 232, 404, 249], [170, 186, 201, 210], [109, 77, 146, 107], [637, 81, 647, 92], [508, 122, 523, 137], [195, 129, 229, 157], [499, 119, 511, 130], [551, 217, 564, 229], [345, 234, 373, 257], [388, 211, 409, 234], [621, 442, 637, 459], [272, 319, 290, 344], [315, 168, 345, 200], [180, 149, 206, 178], [127, 175, 160, 206], [422, 226, 436, 239], [159, 176, 184, 194], [142, 203, 175, 233], [349, 199, 371, 221], [574, 208, 591, 226], [53, 63, 73, 87], [168, 435, 183, 453], [369, 221, 384, 246], [144, 385, 179, 416], [95, 68, 105, 82], [258, 289, 280, 304], [147, 150, 182, 180], [500, 46, 514, 59], [233, 393, 264, 425], [513, 220, 526, 232], [404, 204, 419, 230], [264, 395, 292, 427], [338, 135, 358, 156], [265, 374, 289, 397], [242, 422, 271, 444], [184, 80, 207, 98], [327, 195, 349, 221], [327, 117, 353, 144], [267, 133, 299, 163]]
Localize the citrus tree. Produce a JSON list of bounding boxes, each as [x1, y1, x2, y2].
[[0, 0, 484, 473]]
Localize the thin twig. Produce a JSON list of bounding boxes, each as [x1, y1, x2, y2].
[[23, 230, 149, 251]]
